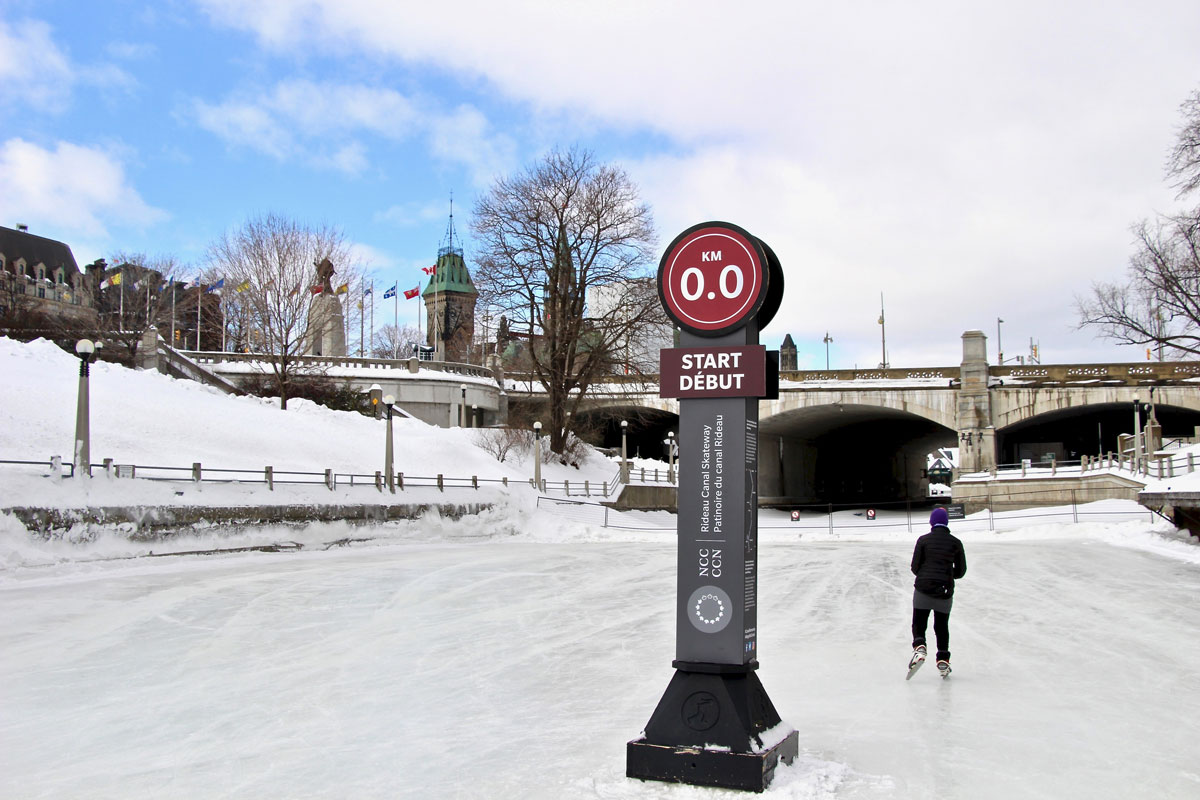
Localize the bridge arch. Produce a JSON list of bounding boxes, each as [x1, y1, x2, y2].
[[759, 402, 957, 506]]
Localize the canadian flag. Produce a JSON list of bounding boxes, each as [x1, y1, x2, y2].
[[422, 264, 438, 275]]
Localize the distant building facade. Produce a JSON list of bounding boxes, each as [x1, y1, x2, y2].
[[0, 224, 96, 326]]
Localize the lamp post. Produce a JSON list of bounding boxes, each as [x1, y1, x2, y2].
[[823, 331, 833, 370], [460, 383, 467, 427], [369, 383, 382, 420], [533, 421, 542, 489], [996, 317, 1004, 365], [667, 430, 676, 483], [73, 339, 96, 477], [620, 419, 629, 484], [383, 393, 396, 493]]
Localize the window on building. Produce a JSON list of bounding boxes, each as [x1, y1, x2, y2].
[[37, 286, 46, 298]]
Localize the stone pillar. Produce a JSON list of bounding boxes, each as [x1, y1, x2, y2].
[[136, 326, 159, 371], [956, 330, 996, 473]]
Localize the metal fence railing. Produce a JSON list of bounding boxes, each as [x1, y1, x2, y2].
[[0, 457, 515, 494], [537, 488, 1159, 532], [961, 446, 1198, 483]]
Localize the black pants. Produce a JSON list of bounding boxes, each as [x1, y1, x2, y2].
[[912, 608, 950, 661]]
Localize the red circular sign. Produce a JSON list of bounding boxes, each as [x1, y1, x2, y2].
[[657, 222, 767, 335]]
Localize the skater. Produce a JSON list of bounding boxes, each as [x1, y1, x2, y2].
[[906, 507, 966, 679]]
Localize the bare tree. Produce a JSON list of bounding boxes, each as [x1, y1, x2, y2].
[[206, 213, 356, 409], [371, 323, 422, 359], [1078, 217, 1200, 357], [1080, 87, 1200, 358], [1168, 88, 1200, 199], [471, 148, 658, 454]]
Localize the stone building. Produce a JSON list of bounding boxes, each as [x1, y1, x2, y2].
[[0, 224, 96, 326], [423, 214, 477, 363]]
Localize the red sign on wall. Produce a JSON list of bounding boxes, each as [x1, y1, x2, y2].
[[660, 345, 768, 398], [657, 222, 767, 336]]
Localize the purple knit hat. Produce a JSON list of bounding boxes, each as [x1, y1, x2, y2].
[[930, 507, 950, 527]]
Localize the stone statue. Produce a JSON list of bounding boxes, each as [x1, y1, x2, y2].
[[304, 257, 346, 357], [314, 257, 335, 294]]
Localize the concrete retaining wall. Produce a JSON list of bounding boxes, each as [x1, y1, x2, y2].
[[10, 502, 492, 535], [952, 473, 1144, 514]]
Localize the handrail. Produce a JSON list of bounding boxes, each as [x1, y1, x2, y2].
[[183, 350, 496, 381]]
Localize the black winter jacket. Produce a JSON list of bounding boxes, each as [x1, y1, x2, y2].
[[911, 525, 967, 599]]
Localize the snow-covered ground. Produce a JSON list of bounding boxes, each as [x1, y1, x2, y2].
[[3, 337, 1200, 798]]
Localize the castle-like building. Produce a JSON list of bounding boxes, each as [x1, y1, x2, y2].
[[423, 211, 477, 363]]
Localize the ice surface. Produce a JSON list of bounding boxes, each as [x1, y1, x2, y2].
[[3, 510, 1199, 799]]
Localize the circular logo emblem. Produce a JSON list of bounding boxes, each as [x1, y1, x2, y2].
[[681, 691, 721, 731], [687, 585, 732, 633], [657, 222, 767, 336]]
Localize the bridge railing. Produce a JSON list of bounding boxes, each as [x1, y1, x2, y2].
[[184, 350, 496, 381]]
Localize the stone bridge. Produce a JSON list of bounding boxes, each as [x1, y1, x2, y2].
[[511, 331, 1200, 505]]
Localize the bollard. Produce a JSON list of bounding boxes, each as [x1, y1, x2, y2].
[[192, 462, 202, 482], [266, 466, 274, 491], [104, 457, 114, 478], [398, 472, 404, 490], [472, 475, 478, 489], [564, 479, 570, 496], [502, 476, 508, 487], [585, 479, 590, 497], [51, 455, 62, 481], [375, 470, 382, 492], [325, 468, 335, 490], [640, 467, 645, 482], [437, 474, 444, 491], [1189, 453, 1195, 473]]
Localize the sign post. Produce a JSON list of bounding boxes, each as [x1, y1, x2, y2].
[[627, 222, 797, 792]]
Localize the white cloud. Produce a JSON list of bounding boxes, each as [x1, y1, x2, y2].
[[0, 19, 74, 111], [0, 138, 168, 239], [189, 79, 512, 180], [0, 18, 135, 112]]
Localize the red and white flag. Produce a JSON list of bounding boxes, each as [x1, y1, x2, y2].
[[403, 286, 420, 299]]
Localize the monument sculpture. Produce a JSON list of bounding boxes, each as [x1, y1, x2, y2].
[[304, 257, 347, 357]]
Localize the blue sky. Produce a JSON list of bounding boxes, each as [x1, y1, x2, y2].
[[3, 0, 1200, 368]]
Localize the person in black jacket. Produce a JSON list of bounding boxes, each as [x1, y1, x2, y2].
[[908, 507, 967, 677]]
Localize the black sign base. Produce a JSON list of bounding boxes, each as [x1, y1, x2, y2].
[[626, 666, 798, 792]]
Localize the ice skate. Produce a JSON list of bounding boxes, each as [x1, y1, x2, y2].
[[937, 659, 952, 679], [905, 645, 927, 680]]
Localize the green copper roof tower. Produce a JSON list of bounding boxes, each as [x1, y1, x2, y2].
[[423, 198, 477, 362]]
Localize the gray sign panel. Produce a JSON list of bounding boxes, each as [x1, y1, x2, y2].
[[674, 331, 759, 666]]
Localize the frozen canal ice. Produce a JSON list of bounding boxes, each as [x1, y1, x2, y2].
[[3, 533, 1199, 798]]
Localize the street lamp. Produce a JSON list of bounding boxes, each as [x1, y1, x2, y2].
[[620, 419, 629, 484], [823, 332, 833, 370], [73, 339, 96, 477], [533, 421, 542, 489], [369, 383, 382, 420], [667, 430, 676, 483], [383, 393, 396, 493], [996, 317, 1004, 365], [460, 383, 468, 427]]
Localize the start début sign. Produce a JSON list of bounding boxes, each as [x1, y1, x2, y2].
[[659, 345, 767, 399]]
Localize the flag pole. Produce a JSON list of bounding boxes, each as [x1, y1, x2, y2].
[[196, 279, 201, 350], [393, 281, 399, 359], [359, 280, 365, 357], [370, 280, 374, 357], [170, 279, 176, 347], [119, 271, 125, 333], [418, 282, 423, 356], [221, 280, 226, 353]]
